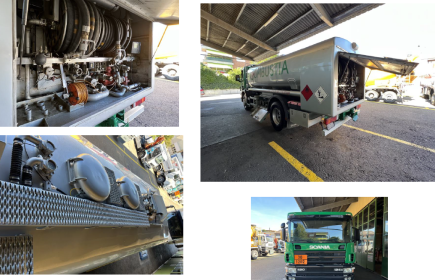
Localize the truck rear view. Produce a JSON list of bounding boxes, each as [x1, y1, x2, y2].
[[239, 37, 418, 135], [282, 212, 360, 280]]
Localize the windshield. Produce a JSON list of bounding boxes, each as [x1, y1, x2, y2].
[[266, 237, 273, 242], [290, 218, 351, 243], [155, 155, 165, 164]]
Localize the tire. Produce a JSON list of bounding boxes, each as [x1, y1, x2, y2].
[[269, 102, 287, 131], [242, 93, 252, 111], [365, 90, 379, 101], [155, 65, 160, 75], [262, 253, 268, 256], [137, 150, 145, 159], [383, 91, 397, 103], [251, 250, 258, 260], [157, 175, 165, 185], [162, 64, 179, 81], [431, 93, 435, 106]]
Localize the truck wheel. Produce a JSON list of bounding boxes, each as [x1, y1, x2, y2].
[[243, 93, 252, 111], [270, 102, 287, 131], [251, 250, 258, 260], [365, 90, 379, 101], [383, 91, 397, 103], [162, 64, 179, 81], [431, 93, 435, 106], [157, 175, 165, 185], [155, 65, 160, 75]]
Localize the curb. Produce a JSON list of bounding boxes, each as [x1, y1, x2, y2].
[[202, 89, 241, 96]]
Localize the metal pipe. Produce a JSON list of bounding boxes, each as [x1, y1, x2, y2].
[[25, 157, 44, 168], [25, 65, 30, 100], [25, 27, 31, 54], [18, 0, 30, 79], [87, 88, 110, 101], [247, 87, 300, 97], [109, 83, 141, 97], [28, 19, 47, 26]]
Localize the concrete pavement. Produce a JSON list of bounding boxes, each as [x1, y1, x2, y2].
[[201, 95, 435, 181], [251, 253, 385, 280]]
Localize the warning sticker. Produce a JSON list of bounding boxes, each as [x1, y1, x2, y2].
[[315, 86, 328, 103], [301, 85, 313, 101]]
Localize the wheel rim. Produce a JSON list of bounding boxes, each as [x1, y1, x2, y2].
[[432, 95, 435, 105], [243, 95, 248, 107], [368, 93, 374, 98], [168, 69, 177, 76], [272, 108, 281, 125]]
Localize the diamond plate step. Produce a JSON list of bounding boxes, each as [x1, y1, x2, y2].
[[0, 235, 33, 274]]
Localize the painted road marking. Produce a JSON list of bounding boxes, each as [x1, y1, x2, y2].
[[343, 125, 435, 154], [105, 136, 159, 187], [156, 77, 179, 83], [366, 101, 435, 111], [269, 141, 324, 182]]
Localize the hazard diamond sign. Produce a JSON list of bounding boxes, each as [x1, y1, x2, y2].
[[301, 85, 313, 101], [315, 86, 328, 103]]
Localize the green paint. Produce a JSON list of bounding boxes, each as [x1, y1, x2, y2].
[[282, 60, 288, 74]]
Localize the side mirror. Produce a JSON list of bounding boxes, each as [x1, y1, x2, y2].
[[281, 223, 286, 241], [353, 228, 361, 242], [235, 75, 240, 82]]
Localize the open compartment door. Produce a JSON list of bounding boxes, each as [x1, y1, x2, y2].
[[339, 52, 418, 75]]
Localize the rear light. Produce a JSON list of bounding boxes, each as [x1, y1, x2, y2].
[[132, 97, 146, 108], [324, 116, 337, 125], [356, 104, 362, 109]]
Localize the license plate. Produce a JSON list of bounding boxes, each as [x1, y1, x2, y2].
[[295, 255, 307, 265]]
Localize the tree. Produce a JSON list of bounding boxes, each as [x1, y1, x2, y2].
[[294, 224, 308, 240]]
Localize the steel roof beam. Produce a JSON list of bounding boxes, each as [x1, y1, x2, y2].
[[206, 4, 211, 41], [201, 39, 252, 61], [239, 4, 286, 54], [302, 197, 358, 212], [223, 4, 247, 48], [266, 9, 314, 42], [201, 10, 276, 52], [310, 4, 333, 27], [294, 197, 305, 211]]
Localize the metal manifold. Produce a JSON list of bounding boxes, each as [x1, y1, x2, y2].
[[0, 181, 150, 227], [0, 235, 33, 274]]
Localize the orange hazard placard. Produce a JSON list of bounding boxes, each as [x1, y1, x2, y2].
[[294, 255, 307, 265], [174, 191, 180, 196]]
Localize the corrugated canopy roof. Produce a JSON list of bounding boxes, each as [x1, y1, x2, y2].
[[294, 197, 359, 213], [201, 3, 382, 61]]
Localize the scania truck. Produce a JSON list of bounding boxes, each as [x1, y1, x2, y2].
[[281, 212, 360, 280], [237, 37, 418, 136]]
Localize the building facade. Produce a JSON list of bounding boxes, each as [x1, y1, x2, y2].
[[201, 45, 251, 72]]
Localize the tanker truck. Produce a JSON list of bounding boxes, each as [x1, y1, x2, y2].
[[281, 212, 360, 280], [251, 225, 274, 260], [0, 135, 183, 274], [236, 37, 418, 136]]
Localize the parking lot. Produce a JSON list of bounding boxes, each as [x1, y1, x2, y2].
[[251, 253, 384, 280], [201, 94, 435, 181], [129, 77, 179, 127]]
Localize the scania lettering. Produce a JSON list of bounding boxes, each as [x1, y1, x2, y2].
[[281, 212, 361, 280], [236, 37, 418, 136]]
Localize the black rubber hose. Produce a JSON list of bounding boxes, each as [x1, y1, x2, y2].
[[120, 20, 128, 49], [66, 1, 80, 53], [68, 0, 90, 53], [90, 2, 100, 52], [99, 16, 108, 51], [9, 138, 23, 184], [96, 8, 105, 51], [59, 0, 76, 54], [85, 1, 94, 42]]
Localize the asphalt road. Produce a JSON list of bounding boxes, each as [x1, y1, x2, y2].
[[201, 95, 435, 181], [251, 253, 384, 280], [129, 77, 179, 127]]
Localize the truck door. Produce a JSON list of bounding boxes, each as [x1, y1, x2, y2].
[[339, 52, 418, 76], [366, 200, 377, 271]]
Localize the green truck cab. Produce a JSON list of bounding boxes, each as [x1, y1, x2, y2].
[[281, 212, 360, 280]]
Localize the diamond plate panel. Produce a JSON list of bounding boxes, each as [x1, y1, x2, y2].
[[0, 235, 33, 274], [104, 167, 123, 207], [0, 181, 149, 227]]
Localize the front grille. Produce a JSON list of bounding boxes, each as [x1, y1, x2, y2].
[[294, 250, 346, 265], [292, 266, 351, 278]]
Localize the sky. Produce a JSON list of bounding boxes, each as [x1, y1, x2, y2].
[[251, 197, 300, 231], [280, 3, 435, 60], [154, 23, 179, 57]]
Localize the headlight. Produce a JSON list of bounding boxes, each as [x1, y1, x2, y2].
[[343, 268, 352, 273]]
